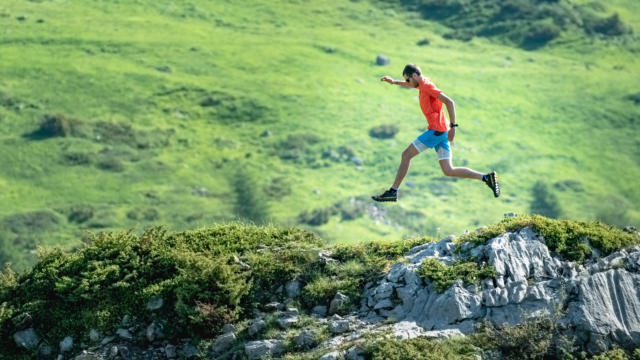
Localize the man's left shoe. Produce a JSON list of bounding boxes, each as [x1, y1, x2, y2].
[[483, 171, 500, 198], [372, 189, 397, 202]]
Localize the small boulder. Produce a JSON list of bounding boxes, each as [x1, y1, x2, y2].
[[294, 330, 317, 350], [212, 332, 236, 355], [89, 329, 101, 342], [245, 340, 285, 360], [329, 292, 350, 315], [60, 336, 73, 352], [285, 279, 302, 298], [116, 328, 133, 341], [248, 319, 266, 336], [222, 323, 236, 334], [319, 351, 343, 360], [146, 321, 164, 342], [376, 54, 390, 66], [13, 328, 40, 350], [165, 344, 177, 359], [146, 297, 164, 311], [312, 305, 328, 318], [329, 319, 351, 334]]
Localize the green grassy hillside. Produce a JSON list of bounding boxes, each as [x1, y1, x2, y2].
[[0, 0, 638, 268]]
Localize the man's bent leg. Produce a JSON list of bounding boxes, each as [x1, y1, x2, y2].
[[438, 158, 483, 180], [392, 144, 419, 188]]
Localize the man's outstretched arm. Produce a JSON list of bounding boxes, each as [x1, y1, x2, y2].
[[380, 76, 414, 88]]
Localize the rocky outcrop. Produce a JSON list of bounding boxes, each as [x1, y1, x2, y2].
[[360, 226, 640, 352], [12, 225, 639, 359]]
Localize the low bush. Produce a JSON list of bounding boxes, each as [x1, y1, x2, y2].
[[458, 215, 640, 263], [62, 151, 93, 165], [0, 225, 322, 357], [397, 0, 631, 49], [200, 91, 275, 124], [530, 181, 562, 218], [417, 258, 496, 292], [369, 124, 399, 139], [2, 210, 62, 234], [473, 317, 555, 360], [298, 208, 334, 226], [66, 205, 95, 224], [97, 156, 126, 172], [364, 334, 480, 360], [25, 114, 83, 139]]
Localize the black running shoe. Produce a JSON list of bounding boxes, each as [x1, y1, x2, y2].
[[483, 171, 500, 198], [372, 189, 397, 202]]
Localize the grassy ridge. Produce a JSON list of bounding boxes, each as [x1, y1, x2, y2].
[[0, 0, 639, 268], [0, 217, 637, 359]]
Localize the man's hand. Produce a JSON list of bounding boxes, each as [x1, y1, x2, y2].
[[448, 127, 456, 143], [380, 76, 394, 84]]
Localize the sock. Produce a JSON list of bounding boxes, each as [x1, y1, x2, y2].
[[482, 174, 489, 182], [390, 187, 398, 193]]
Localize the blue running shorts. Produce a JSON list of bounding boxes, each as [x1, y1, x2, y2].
[[411, 129, 451, 160]]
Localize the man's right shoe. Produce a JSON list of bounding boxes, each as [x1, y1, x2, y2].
[[372, 188, 398, 202], [483, 171, 500, 198]]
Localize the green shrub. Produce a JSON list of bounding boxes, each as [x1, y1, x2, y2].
[[521, 20, 562, 49], [275, 133, 322, 163], [66, 205, 95, 224], [0, 224, 322, 357], [530, 181, 562, 218], [417, 258, 496, 292], [369, 124, 399, 139], [458, 215, 640, 263], [364, 334, 480, 360], [232, 168, 270, 224], [298, 207, 336, 226], [590, 348, 629, 360], [97, 156, 126, 172], [200, 91, 274, 123], [473, 317, 555, 360], [583, 13, 627, 36], [26, 114, 82, 139], [62, 151, 93, 165], [2, 210, 62, 234]]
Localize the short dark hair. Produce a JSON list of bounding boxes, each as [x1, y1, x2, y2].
[[403, 63, 422, 77]]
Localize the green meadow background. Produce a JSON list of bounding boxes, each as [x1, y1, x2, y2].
[[0, 0, 638, 269]]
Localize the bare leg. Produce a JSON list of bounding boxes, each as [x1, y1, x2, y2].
[[438, 158, 483, 180], [392, 145, 419, 188]]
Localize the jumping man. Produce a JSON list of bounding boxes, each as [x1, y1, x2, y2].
[[372, 64, 500, 202]]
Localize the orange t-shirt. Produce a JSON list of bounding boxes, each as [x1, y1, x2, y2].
[[418, 77, 448, 132]]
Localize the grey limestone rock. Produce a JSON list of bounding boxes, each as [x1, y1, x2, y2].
[[146, 297, 164, 311], [329, 319, 351, 334], [245, 340, 285, 359], [60, 336, 74, 352], [249, 318, 266, 336], [294, 330, 317, 349], [329, 292, 350, 315], [376, 54, 390, 66], [13, 328, 40, 350], [146, 321, 164, 342], [360, 226, 640, 351], [312, 305, 328, 318], [116, 328, 133, 341], [212, 332, 236, 355], [319, 351, 344, 360], [285, 279, 302, 298]]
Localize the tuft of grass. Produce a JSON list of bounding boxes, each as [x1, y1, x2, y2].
[[363, 334, 480, 360], [472, 317, 555, 360], [458, 215, 640, 263], [417, 258, 497, 293]]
